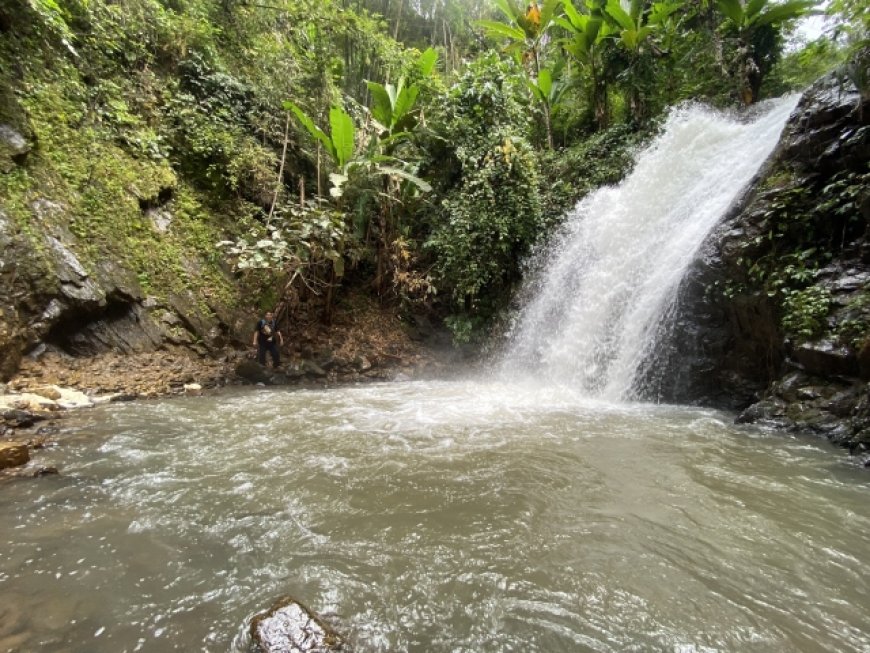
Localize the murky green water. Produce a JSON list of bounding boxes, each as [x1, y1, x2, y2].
[[1, 380, 868, 652]]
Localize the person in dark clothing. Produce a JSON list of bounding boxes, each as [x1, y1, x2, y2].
[[253, 311, 284, 367]]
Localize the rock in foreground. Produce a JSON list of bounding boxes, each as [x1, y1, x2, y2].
[[0, 442, 30, 469], [250, 597, 344, 653]]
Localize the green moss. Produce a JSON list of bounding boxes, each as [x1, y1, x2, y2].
[[1, 60, 248, 320], [760, 167, 798, 191]]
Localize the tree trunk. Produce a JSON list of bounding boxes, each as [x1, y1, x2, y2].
[[392, 0, 404, 40], [532, 48, 554, 149], [266, 112, 291, 227]]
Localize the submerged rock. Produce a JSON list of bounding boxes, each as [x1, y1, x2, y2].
[[250, 597, 344, 653]]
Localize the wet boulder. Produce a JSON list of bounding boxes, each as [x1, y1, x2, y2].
[[301, 360, 327, 378], [250, 597, 344, 653], [0, 442, 29, 469], [235, 359, 275, 385], [1, 407, 49, 428], [736, 397, 788, 427], [352, 356, 372, 373], [791, 340, 859, 378]]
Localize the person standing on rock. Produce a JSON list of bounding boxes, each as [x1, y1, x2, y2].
[[253, 311, 283, 368]]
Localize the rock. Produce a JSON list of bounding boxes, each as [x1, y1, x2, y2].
[[824, 387, 863, 418], [45, 236, 106, 306], [785, 403, 842, 433], [31, 466, 59, 477], [235, 359, 274, 385], [0, 442, 29, 469], [5, 393, 58, 412], [2, 407, 49, 427], [0, 123, 30, 171], [183, 383, 202, 396], [352, 356, 372, 373], [284, 362, 307, 379], [857, 336, 870, 380], [792, 340, 859, 378], [2, 408, 33, 428], [146, 207, 173, 233], [32, 386, 62, 401], [168, 290, 219, 349], [250, 597, 343, 653], [316, 348, 336, 369], [736, 398, 787, 425], [302, 360, 327, 377]]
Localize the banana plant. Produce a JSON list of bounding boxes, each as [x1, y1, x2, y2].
[[715, 0, 817, 104], [604, 0, 681, 122], [717, 0, 816, 32], [284, 95, 431, 300], [527, 63, 570, 133], [605, 0, 680, 52], [363, 50, 437, 295], [284, 101, 355, 197], [477, 0, 557, 53], [366, 47, 437, 138], [477, 0, 562, 147], [556, 0, 613, 129]]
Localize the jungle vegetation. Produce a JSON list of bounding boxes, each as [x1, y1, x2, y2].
[[1, 0, 865, 342]]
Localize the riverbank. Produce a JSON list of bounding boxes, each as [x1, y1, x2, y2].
[[7, 297, 451, 395], [1, 300, 459, 475]]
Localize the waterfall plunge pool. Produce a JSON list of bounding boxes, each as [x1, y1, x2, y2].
[[1, 380, 868, 652]]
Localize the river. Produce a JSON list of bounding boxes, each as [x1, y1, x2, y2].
[[1, 380, 868, 652]]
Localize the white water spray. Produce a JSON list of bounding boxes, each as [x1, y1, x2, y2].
[[499, 97, 800, 400]]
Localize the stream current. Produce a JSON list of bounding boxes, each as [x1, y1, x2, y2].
[[1, 380, 869, 652]]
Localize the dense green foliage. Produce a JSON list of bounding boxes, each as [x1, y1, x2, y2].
[[423, 55, 543, 337], [1, 0, 864, 342]]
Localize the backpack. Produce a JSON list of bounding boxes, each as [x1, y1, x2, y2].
[[258, 319, 274, 342]]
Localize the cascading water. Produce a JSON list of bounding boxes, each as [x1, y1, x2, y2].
[[499, 96, 800, 400]]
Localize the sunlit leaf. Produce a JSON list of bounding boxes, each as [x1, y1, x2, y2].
[[418, 47, 438, 77], [476, 19, 527, 41], [329, 107, 355, 169], [366, 81, 394, 127], [283, 100, 335, 161]]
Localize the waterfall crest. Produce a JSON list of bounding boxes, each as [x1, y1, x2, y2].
[[499, 97, 800, 401]]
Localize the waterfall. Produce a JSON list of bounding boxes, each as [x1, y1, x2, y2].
[[499, 96, 800, 401]]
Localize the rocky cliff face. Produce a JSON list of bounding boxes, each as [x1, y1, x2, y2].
[[0, 37, 273, 383], [658, 69, 870, 454], [0, 198, 250, 382], [0, 116, 251, 383]]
